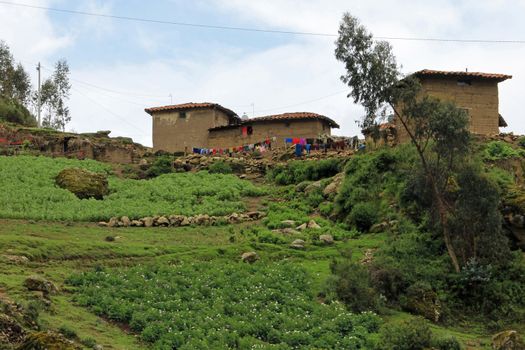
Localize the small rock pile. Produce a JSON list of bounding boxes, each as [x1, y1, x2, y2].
[[98, 211, 265, 228]]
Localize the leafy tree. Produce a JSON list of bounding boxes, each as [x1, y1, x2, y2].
[[0, 41, 32, 104], [0, 96, 36, 126], [39, 60, 71, 131], [335, 13, 506, 272]]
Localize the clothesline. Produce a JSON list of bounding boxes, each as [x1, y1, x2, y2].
[[193, 137, 276, 155]]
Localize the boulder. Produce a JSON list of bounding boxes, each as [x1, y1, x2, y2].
[[156, 216, 170, 226], [304, 180, 323, 194], [24, 276, 58, 295], [108, 217, 119, 228], [0, 314, 26, 345], [290, 239, 306, 250], [280, 220, 296, 228], [131, 220, 143, 227], [55, 167, 109, 200], [241, 251, 259, 264], [169, 215, 184, 226], [307, 220, 321, 229], [17, 331, 80, 350], [492, 330, 525, 350], [323, 173, 344, 198], [180, 217, 190, 226], [245, 211, 265, 220], [120, 216, 131, 227], [3, 255, 29, 264], [369, 222, 389, 233], [97, 221, 108, 227], [142, 217, 154, 227], [228, 213, 241, 224], [296, 223, 308, 231], [319, 234, 334, 245]]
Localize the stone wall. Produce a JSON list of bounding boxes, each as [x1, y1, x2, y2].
[[208, 119, 330, 149], [395, 76, 501, 142], [151, 109, 231, 153]]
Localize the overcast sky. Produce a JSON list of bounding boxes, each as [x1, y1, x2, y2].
[[1, 0, 524, 146]]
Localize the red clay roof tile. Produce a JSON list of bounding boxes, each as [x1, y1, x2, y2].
[[208, 112, 339, 131], [145, 102, 239, 119], [414, 69, 512, 82]]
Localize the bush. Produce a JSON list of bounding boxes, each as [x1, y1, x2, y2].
[[268, 159, 344, 185], [0, 96, 36, 126], [376, 318, 432, 350], [146, 155, 173, 177], [208, 161, 233, 174], [325, 251, 379, 312], [58, 325, 77, 339], [431, 336, 461, 350], [483, 141, 522, 161], [349, 202, 378, 232]]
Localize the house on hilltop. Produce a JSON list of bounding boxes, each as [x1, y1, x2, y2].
[[395, 69, 512, 143], [145, 102, 339, 153]]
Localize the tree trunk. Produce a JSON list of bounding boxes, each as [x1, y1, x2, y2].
[[392, 105, 461, 273]]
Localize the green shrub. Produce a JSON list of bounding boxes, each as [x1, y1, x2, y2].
[[0, 96, 36, 126], [319, 201, 334, 217], [431, 336, 462, 350], [325, 251, 379, 312], [349, 202, 378, 232], [518, 136, 525, 148], [483, 141, 521, 161], [268, 158, 344, 185], [58, 324, 77, 339], [208, 161, 233, 174], [146, 155, 173, 177], [376, 318, 432, 350]]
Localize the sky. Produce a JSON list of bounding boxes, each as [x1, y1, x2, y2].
[[1, 0, 524, 147]]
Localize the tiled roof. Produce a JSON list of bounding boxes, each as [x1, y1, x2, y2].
[[208, 112, 339, 131], [414, 69, 512, 82], [145, 102, 239, 119], [245, 112, 339, 128]]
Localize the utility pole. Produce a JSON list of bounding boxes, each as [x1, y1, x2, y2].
[[36, 62, 41, 128]]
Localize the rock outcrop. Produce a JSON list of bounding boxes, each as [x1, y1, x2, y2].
[[55, 168, 108, 200]]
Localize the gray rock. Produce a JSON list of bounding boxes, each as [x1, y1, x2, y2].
[[180, 217, 190, 226], [492, 330, 525, 350], [142, 217, 154, 227], [296, 223, 308, 231], [131, 220, 143, 227], [319, 234, 334, 245], [370, 222, 389, 233], [97, 221, 108, 227], [120, 216, 131, 227], [24, 276, 58, 295], [290, 239, 306, 249], [307, 220, 321, 229], [323, 173, 344, 198], [157, 216, 170, 226], [510, 214, 525, 229], [241, 251, 259, 263], [108, 217, 119, 228]]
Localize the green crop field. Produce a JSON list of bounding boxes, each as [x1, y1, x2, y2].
[[0, 156, 264, 221]]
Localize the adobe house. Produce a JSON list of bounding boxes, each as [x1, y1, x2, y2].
[[208, 112, 339, 149], [145, 103, 339, 152], [395, 69, 512, 143], [145, 103, 240, 153]]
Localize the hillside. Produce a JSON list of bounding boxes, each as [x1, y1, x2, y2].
[[0, 138, 524, 349]]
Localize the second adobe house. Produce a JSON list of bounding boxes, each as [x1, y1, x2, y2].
[[365, 69, 512, 144], [145, 102, 340, 153]]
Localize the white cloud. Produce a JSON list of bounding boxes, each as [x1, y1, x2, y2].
[[0, 0, 72, 59]]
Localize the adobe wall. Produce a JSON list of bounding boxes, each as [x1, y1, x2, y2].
[[395, 77, 500, 142], [208, 119, 330, 149], [152, 109, 231, 152]]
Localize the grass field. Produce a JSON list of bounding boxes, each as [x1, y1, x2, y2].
[[0, 156, 264, 221], [0, 155, 506, 349]]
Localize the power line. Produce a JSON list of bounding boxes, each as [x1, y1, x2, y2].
[[255, 90, 347, 114], [1, 0, 525, 44]]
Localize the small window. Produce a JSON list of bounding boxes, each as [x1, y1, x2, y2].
[[179, 112, 187, 119], [457, 79, 472, 86]]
